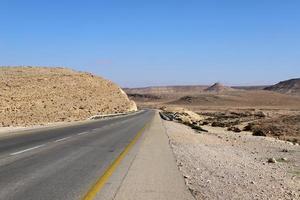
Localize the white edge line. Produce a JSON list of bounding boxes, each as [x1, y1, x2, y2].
[[77, 131, 89, 136], [10, 144, 46, 156], [54, 136, 71, 143]]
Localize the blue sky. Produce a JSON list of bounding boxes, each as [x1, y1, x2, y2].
[[0, 0, 299, 87]]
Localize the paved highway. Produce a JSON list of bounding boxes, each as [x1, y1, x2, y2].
[[0, 110, 154, 200]]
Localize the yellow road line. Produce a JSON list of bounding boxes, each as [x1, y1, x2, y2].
[[81, 123, 149, 200]]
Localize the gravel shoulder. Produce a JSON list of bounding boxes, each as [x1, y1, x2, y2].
[[163, 120, 300, 200]]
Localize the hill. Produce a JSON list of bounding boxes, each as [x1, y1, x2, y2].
[[124, 85, 208, 97], [0, 66, 137, 127], [204, 82, 234, 92], [125, 83, 300, 110], [168, 90, 300, 108], [264, 78, 300, 96]]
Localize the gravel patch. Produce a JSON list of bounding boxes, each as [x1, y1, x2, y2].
[[163, 121, 300, 200]]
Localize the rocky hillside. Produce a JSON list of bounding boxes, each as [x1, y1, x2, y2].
[[264, 78, 300, 95], [0, 67, 137, 127], [204, 82, 234, 92]]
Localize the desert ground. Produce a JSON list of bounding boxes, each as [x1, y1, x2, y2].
[[1, 66, 299, 199], [125, 81, 300, 143], [164, 119, 299, 200], [125, 80, 300, 199]]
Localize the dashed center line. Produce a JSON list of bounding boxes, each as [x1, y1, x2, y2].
[[8, 118, 133, 157], [54, 136, 71, 143], [10, 144, 46, 156]]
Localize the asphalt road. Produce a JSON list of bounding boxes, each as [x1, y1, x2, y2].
[[0, 110, 154, 200]]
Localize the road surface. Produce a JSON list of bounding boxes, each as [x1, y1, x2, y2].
[[0, 110, 154, 200]]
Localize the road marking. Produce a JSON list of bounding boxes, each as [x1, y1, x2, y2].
[[54, 136, 71, 143], [10, 144, 45, 156], [81, 123, 149, 200], [78, 131, 89, 136]]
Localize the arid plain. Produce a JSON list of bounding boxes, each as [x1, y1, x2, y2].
[[125, 79, 300, 200]]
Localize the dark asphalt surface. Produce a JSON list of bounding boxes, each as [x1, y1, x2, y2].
[[0, 110, 154, 200]]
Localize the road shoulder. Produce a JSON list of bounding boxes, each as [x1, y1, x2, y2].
[[96, 111, 194, 200]]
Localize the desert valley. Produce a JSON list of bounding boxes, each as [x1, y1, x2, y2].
[[125, 79, 300, 199], [125, 79, 300, 143], [0, 66, 299, 200], [1, 1, 299, 200]]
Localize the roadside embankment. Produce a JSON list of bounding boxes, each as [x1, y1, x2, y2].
[[0, 66, 137, 127]]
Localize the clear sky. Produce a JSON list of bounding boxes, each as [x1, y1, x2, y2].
[[1, 0, 299, 87]]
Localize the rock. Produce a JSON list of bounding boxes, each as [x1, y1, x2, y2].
[[181, 117, 193, 125], [281, 149, 289, 152], [211, 121, 226, 127], [190, 124, 208, 132], [161, 107, 205, 122], [255, 111, 267, 118], [128, 100, 138, 112], [201, 121, 210, 125], [243, 123, 254, 131], [184, 175, 190, 179], [159, 112, 171, 121], [253, 129, 267, 137], [227, 126, 242, 132], [268, 158, 277, 163], [281, 157, 288, 161]]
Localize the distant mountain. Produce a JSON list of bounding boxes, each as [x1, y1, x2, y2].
[[264, 78, 300, 96], [204, 83, 234, 92], [124, 85, 208, 97]]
